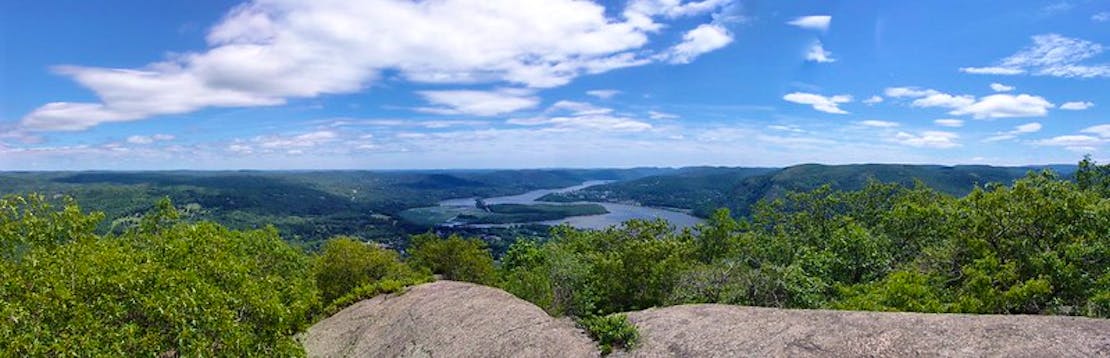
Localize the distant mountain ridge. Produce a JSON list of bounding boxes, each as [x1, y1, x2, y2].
[[541, 163, 1078, 217]]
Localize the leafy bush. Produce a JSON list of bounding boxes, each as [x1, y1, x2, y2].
[[408, 233, 497, 285], [315, 236, 427, 305], [321, 276, 433, 317], [498, 159, 1110, 318], [0, 196, 318, 356], [579, 314, 639, 355]]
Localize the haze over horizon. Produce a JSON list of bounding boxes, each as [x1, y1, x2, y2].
[[2, 0, 1109, 170]]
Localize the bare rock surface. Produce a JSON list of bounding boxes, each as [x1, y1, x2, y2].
[[612, 304, 1110, 358], [305, 281, 1110, 358], [302, 281, 598, 358]]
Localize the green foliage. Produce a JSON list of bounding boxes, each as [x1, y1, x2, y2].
[[408, 233, 497, 285], [0, 195, 319, 356], [499, 160, 1110, 319], [1076, 155, 1110, 196], [499, 220, 694, 316], [579, 314, 639, 355], [315, 237, 429, 305], [321, 276, 433, 318]]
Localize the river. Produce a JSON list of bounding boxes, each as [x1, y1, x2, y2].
[[438, 180, 705, 230]]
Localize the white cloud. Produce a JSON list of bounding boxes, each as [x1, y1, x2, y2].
[[782, 92, 852, 114], [858, 120, 899, 128], [912, 93, 976, 109], [662, 24, 733, 64], [884, 87, 939, 98], [959, 67, 1026, 75], [625, 0, 733, 19], [1060, 101, 1094, 110], [888, 87, 1054, 119], [416, 89, 539, 116], [893, 131, 960, 148], [22, 0, 737, 131], [805, 41, 835, 63], [960, 34, 1109, 78], [862, 96, 883, 105], [987, 122, 1043, 142], [509, 114, 652, 132], [586, 89, 621, 99], [1094, 12, 1110, 22], [949, 94, 1054, 119], [507, 101, 650, 131], [767, 124, 805, 133], [1034, 135, 1104, 149], [254, 130, 339, 149], [126, 134, 175, 145], [549, 100, 613, 116], [787, 15, 831, 31], [1078, 124, 1110, 139], [1081, 124, 1110, 138], [933, 119, 965, 127], [648, 110, 679, 120], [1015, 122, 1043, 133], [989, 83, 1014, 92]]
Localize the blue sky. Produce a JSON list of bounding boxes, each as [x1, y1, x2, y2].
[[1, 0, 1108, 170]]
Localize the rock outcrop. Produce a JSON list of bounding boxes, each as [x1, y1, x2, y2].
[[302, 281, 598, 358], [305, 281, 1110, 357], [614, 304, 1110, 357]]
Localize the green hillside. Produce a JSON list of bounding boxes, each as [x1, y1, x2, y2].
[[542, 164, 1077, 217]]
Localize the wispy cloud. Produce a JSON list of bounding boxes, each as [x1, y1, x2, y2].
[[786, 15, 831, 31], [960, 34, 1109, 78], [782, 92, 852, 114]]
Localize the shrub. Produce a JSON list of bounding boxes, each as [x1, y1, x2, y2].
[[0, 196, 318, 356], [579, 314, 639, 355], [315, 236, 426, 305], [407, 233, 497, 285]]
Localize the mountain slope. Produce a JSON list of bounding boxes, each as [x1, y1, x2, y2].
[[544, 164, 1075, 217]]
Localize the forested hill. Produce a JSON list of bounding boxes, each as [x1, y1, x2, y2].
[[540, 163, 1077, 217], [0, 168, 673, 247]]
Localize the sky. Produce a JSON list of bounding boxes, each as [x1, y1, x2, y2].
[[1, 0, 1108, 170]]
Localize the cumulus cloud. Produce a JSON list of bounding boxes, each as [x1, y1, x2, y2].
[[912, 93, 976, 109], [1060, 101, 1094, 110], [625, 0, 733, 18], [862, 96, 883, 105], [782, 92, 852, 114], [21, 0, 735, 131], [949, 94, 1054, 119], [960, 34, 1109, 78], [586, 89, 621, 99], [858, 120, 899, 128], [989, 83, 1014, 92], [933, 119, 965, 127], [662, 24, 733, 64], [1095, 12, 1110, 22], [805, 41, 835, 63], [787, 15, 831, 31], [893, 131, 960, 148], [416, 89, 539, 116], [886, 87, 1054, 119], [1081, 124, 1110, 138]]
